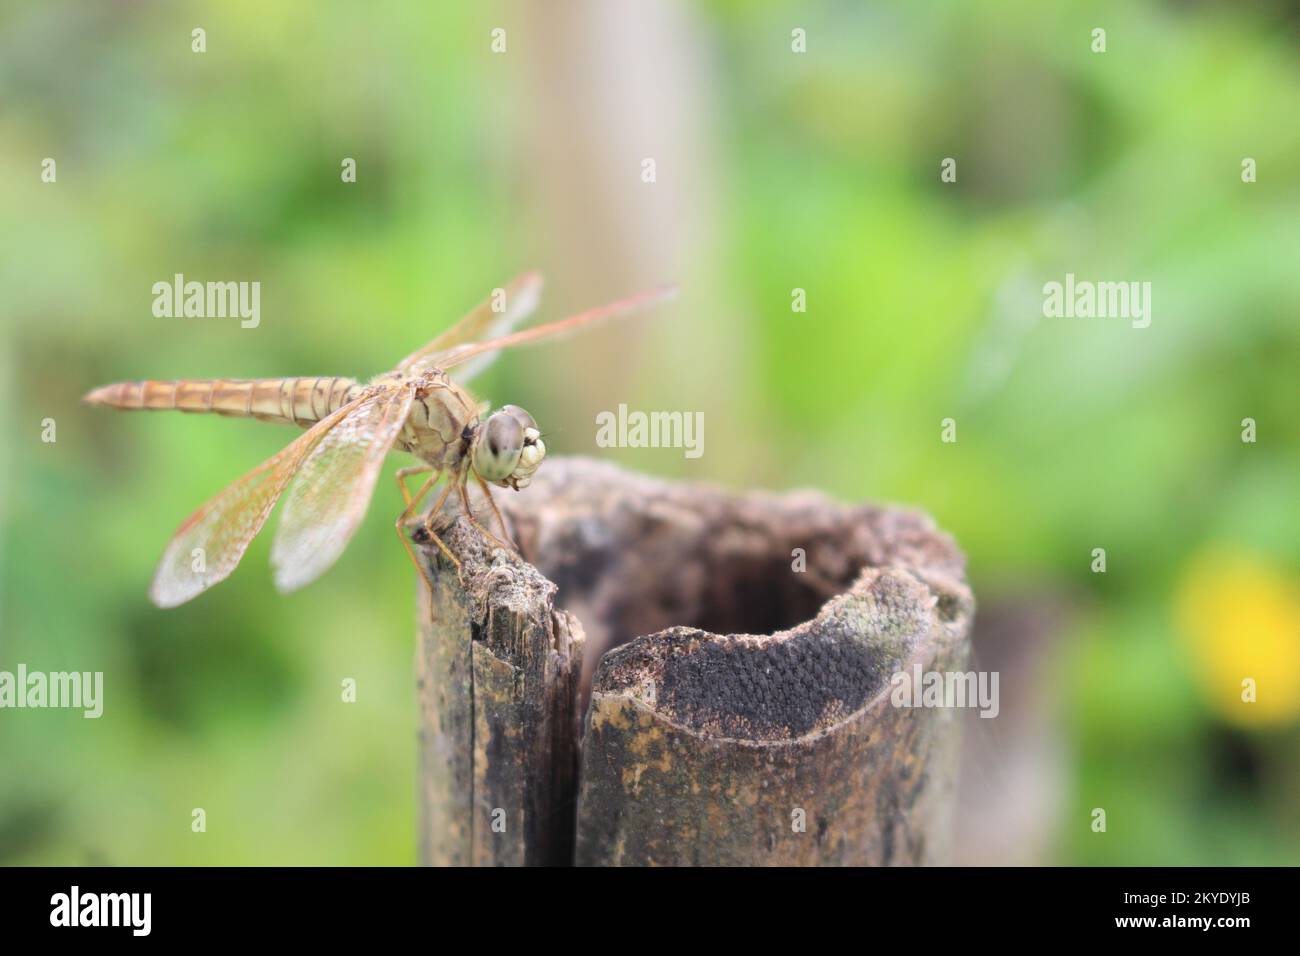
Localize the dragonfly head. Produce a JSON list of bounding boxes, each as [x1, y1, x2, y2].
[[470, 404, 546, 490]]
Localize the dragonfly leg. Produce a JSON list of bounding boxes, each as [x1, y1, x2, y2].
[[457, 478, 515, 554], [420, 477, 464, 582], [395, 463, 434, 507], [394, 471, 442, 591], [473, 472, 517, 551]]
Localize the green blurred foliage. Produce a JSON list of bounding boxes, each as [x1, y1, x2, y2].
[[2, 0, 1298, 864]]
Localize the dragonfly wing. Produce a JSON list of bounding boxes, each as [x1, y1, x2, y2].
[[148, 400, 360, 608], [270, 387, 415, 593], [398, 272, 543, 381], [429, 285, 677, 374]]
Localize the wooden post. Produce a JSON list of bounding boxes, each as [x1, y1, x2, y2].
[[414, 457, 973, 866], [414, 518, 585, 866]]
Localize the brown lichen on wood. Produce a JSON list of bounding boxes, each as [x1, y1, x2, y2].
[[414, 456, 972, 866]]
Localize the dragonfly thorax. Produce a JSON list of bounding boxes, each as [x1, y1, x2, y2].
[[390, 372, 477, 468]]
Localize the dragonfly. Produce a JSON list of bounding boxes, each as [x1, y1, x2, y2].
[[83, 273, 674, 608]]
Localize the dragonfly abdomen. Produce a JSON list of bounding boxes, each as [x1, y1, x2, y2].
[[82, 377, 364, 428]]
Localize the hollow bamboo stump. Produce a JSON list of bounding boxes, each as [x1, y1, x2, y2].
[[412, 457, 973, 866]]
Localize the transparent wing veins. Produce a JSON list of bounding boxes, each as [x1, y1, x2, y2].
[[270, 387, 415, 593], [429, 284, 677, 374], [398, 271, 544, 382], [148, 398, 363, 608]]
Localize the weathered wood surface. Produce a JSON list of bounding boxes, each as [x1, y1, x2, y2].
[[414, 516, 585, 866], [414, 456, 973, 866]]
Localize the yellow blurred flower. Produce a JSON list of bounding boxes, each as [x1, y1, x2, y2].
[[1175, 547, 1300, 726]]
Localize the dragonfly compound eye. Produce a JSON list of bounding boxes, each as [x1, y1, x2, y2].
[[499, 404, 537, 433], [473, 412, 525, 483], [484, 405, 545, 489]]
